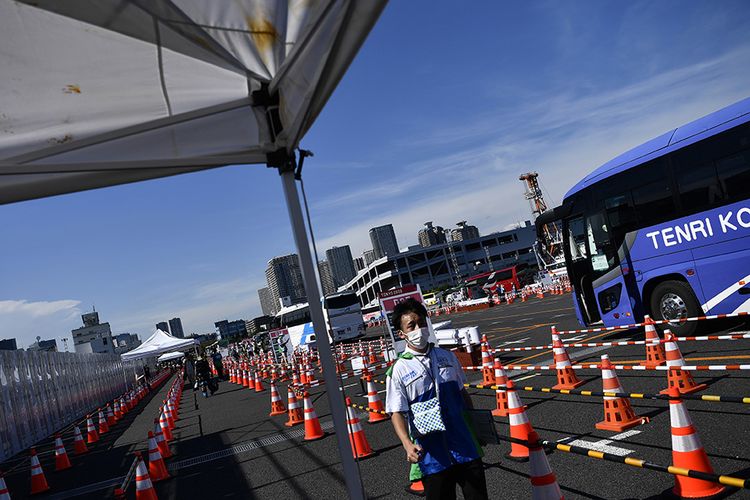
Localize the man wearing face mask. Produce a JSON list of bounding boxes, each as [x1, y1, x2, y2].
[[385, 298, 488, 500]]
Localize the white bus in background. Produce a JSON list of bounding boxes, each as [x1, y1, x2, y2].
[[277, 291, 365, 347]]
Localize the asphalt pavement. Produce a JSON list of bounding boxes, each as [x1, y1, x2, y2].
[[3, 293, 749, 499]]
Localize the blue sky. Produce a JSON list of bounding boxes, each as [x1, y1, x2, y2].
[[1, 0, 749, 348]]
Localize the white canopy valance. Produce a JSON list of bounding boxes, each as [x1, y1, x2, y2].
[[121, 329, 196, 361]]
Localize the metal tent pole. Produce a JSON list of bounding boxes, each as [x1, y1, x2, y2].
[[279, 168, 365, 500]]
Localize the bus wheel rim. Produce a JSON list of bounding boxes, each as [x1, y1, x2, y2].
[[661, 293, 687, 325]]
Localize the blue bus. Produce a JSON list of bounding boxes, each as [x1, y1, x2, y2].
[[537, 97, 750, 335]]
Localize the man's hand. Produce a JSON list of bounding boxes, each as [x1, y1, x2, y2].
[[404, 442, 423, 463]]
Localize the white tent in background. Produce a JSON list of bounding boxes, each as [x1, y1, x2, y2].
[[0, 3, 386, 497], [121, 329, 196, 361], [157, 351, 186, 363]]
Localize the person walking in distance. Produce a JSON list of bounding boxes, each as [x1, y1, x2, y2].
[[385, 298, 488, 500]]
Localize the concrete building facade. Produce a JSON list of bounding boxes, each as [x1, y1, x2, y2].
[[418, 221, 447, 248], [168, 318, 185, 338], [72, 312, 115, 354], [258, 287, 278, 316], [265, 254, 307, 310], [369, 224, 399, 259], [317, 260, 337, 296], [325, 245, 356, 288], [450, 221, 480, 242], [156, 321, 169, 333]]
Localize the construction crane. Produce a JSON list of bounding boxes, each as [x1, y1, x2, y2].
[[519, 172, 565, 273]]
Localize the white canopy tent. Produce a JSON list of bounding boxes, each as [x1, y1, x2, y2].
[[121, 329, 197, 361], [0, 3, 386, 496], [157, 351, 186, 363]]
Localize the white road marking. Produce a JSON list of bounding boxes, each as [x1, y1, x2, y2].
[[514, 374, 538, 382], [564, 335, 587, 342], [498, 338, 530, 347], [557, 430, 640, 457], [553, 314, 567, 318]]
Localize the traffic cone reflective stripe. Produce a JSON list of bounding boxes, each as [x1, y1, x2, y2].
[[147, 432, 170, 482], [491, 360, 509, 417], [551, 328, 584, 390], [365, 378, 389, 423], [505, 380, 535, 462], [0, 471, 10, 500], [134, 453, 158, 500], [29, 448, 49, 495], [345, 397, 375, 458], [86, 416, 99, 443], [668, 387, 725, 498], [107, 404, 116, 425], [285, 388, 304, 426], [640, 315, 666, 368], [98, 409, 109, 434], [269, 381, 287, 416], [255, 371, 265, 392], [73, 425, 88, 455], [154, 419, 172, 458], [481, 336, 494, 386], [159, 411, 173, 442], [661, 331, 707, 395], [302, 391, 325, 441], [54, 434, 72, 471], [596, 355, 648, 432], [527, 431, 563, 499]]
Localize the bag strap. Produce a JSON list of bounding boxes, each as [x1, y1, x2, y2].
[[415, 347, 441, 399]]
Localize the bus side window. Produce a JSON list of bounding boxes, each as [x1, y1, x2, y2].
[[568, 216, 587, 261], [631, 178, 674, 227], [716, 149, 750, 202], [676, 162, 724, 212]]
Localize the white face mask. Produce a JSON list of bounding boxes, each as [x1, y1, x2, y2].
[[405, 326, 430, 350]]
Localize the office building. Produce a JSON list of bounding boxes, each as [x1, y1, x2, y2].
[[27, 338, 57, 352], [215, 319, 247, 340], [0, 338, 18, 350], [168, 318, 184, 338], [343, 224, 537, 307], [326, 245, 356, 289], [246, 315, 273, 335], [156, 321, 169, 333], [353, 257, 366, 272], [369, 224, 399, 259], [450, 221, 480, 242], [114, 333, 141, 354], [265, 254, 307, 310], [72, 311, 115, 354], [258, 287, 277, 316], [363, 249, 376, 265], [317, 260, 337, 296], [418, 221, 447, 248]]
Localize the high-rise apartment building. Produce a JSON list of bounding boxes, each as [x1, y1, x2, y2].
[[450, 221, 480, 241], [325, 245, 356, 289], [265, 254, 307, 310], [156, 321, 170, 333], [258, 287, 277, 316], [369, 224, 399, 259], [363, 249, 376, 265], [168, 318, 184, 338], [318, 260, 337, 296], [353, 256, 366, 272], [418, 221, 446, 248]]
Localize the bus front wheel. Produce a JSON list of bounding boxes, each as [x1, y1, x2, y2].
[[649, 280, 700, 336]]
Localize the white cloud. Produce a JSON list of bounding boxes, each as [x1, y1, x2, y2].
[[0, 299, 82, 349]]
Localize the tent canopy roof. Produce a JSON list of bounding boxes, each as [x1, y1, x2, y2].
[[121, 328, 196, 361]]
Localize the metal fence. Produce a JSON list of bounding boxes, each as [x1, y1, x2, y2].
[[0, 349, 129, 462]]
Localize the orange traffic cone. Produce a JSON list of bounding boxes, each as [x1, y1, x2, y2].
[[269, 381, 287, 416], [365, 377, 389, 423], [345, 397, 375, 459], [527, 431, 562, 499], [73, 425, 88, 455], [86, 416, 99, 444], [154, 419, 172, 458], [0, 470, 10, 499], [491, 359, 509, 417], [596, 355, 648, 432], [134, 453, 158, 500], [114, 399, 122, 421], [54, 434, 72, 471], [505, 380, 535, 462], [163, 402, 174, 430], [254, 371, 265, 393], [668, 387, 725, 498], [481, 335, 494, 386], [107, 404, 116, 426], [98, 409, 109, 435], [640, 315, 666, 368], [551, 328, 584, 390], [285, 388, 304, 427], [147, 432, 170, 482], [159, 411, 173, 442], [661, 331, 706, 395], [29, 448, 50, 495], [302, 391, 325, 441], [407, 479, 425, 496]]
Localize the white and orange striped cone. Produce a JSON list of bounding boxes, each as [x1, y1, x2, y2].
[[527, 431, 562, 499], [660, 331, 707, 395], [302, 391, 325, 441], [551, 328, 584, 390], [114, 399, 122, 421], [167, 398, 178, 422], [269, 381, 287, 416], [307, 361, 317, 386], [537, 289, 544, 299], [595, 355, 648, 432], [505, 380, 536, 462], [86, 416, 99, 444], [292, 369, 301, 387], [106, 404, 116, 426], [640, 315, 666, 368], [285, 388, 304, 427], [0, 470, 10, 500], [134, 453, 158, 500], [147, 432, 170, 482], [54, 434, 72, 471], [159, 411, 173, 442], [241, 368, 249, 388], [368, 345, 378, 365], [154, 419, 172, 458], [73, 425, 88, 455], [163, 402, 175, 430], [29, 448, 49, 495], [667, 386, 725, 498], [481, 335, 494, 386], [491, 359, 509, 418], [98, 409, 109, 435], [254, 371, 265, 393], [345, 397, 375, 459], [365, 376, 389, 423]]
